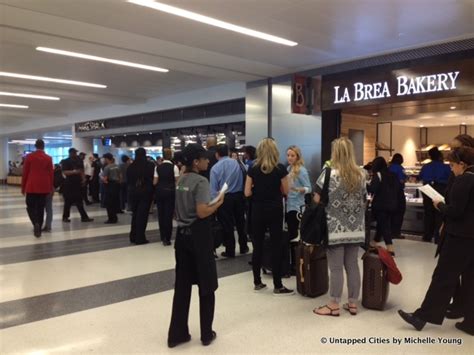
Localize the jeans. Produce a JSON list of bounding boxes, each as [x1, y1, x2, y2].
[[44, 192, 53, 229], [327, 244, 361, 303]]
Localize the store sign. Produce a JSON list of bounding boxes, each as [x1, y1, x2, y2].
[[292, 75, 309, 114], [76, 120, 106, 132], [321, 58, 474, 110], [333, 71, 460, 104]]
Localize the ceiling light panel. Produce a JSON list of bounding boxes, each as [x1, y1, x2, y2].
[[0, 103, 29, 109], [127, 0, 297, 46], [0, 91, 60, 100], [36, 47, 169, 73], [0, 72, 107, 88]]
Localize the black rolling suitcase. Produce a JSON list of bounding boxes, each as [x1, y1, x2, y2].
[[295, 242, 328, 297]]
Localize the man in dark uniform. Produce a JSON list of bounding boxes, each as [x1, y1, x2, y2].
[[61, 148, 94, 223]]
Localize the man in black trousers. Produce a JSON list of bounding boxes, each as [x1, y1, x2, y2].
[[210, 144, 248, 257]]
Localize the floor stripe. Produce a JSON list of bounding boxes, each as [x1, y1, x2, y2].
[[0, 201, 64, 210], [0, 209, 109, 225], [0, 230, 163, 265], [0, 255, 251, 329]]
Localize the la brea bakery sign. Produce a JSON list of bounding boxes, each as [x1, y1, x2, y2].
[[334, 71, 460, 104]]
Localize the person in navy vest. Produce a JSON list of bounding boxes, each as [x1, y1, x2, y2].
[[419, 147, 451, 243], [388, 153, 407, 239], [154, 148, 180, 246]]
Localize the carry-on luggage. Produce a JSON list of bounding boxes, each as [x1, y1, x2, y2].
[[295, 242, 328, 297], [362, 248, 390, 310]]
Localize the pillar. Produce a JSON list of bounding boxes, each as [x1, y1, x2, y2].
[[0, 137, 8, 181]]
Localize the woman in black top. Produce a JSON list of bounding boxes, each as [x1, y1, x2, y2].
[[245, 138, 293, 295], [399, 147, 474, 336], [127, 148, 156, 245], [368, 157, 399, 255]]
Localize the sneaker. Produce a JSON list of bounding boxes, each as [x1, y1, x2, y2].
[[254, 283, 267, 292], [273, 287, 295, 296]]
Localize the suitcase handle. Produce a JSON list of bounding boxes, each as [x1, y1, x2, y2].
[[299, 259, 304, 282]]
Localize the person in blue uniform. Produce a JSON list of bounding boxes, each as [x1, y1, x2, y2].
[[419, 147, 451, 243]]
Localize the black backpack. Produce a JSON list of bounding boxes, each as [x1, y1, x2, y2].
[[300, 168, 331, 246]]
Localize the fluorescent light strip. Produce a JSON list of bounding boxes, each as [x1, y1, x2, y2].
[[36, 47, 169, 73], [127, 0, 297, 46], [0, 103, 29, 109], [0, 72, 106, 88], [0, 91, 60, 101]]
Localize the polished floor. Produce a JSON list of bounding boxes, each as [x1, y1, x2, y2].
[[0, 185, 472, 354]]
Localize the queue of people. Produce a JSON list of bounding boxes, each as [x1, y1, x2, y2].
[[20, 133, 474, 343]]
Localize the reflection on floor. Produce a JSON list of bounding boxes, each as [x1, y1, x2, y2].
[[0, 186, 472, 354]]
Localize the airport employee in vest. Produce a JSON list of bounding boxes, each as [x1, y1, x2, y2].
[[168, 143, 224, 348]]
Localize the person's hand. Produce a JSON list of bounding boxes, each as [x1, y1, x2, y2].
[[433, 199, 442, 210], [215, 193, 225, 208]]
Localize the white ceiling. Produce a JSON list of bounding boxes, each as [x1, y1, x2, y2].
[[1, 0, 473, 134]]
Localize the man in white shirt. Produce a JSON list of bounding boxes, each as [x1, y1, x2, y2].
[[80, 152, 93, 205]]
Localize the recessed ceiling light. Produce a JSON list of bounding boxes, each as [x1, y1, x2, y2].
[[127, 0, 298, 46], [0, 91, 60, 100], [450, 106, 456, 110], [462, 122, 466, 125], [36, 47, 169, 73], [0, 103, 29, 109], [0, 72, 106, 88], [419, 124, 424, 128], [372, 113, 378, 116]]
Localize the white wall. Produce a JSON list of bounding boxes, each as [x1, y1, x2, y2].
[[245, 83, 268, 146], [0, 138, 8, 180], [428, 125, 474, 144]]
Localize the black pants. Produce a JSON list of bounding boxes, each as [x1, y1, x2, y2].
[[422, 187, 445, 242], [129, 189, 152, 243], [391, 189, 406, 237], [105, 181, 120, 222], [120, 183, 128, 211], [217, 192, 247, 256], [156, 194, 175, 243], [90, 176, 100, 202], [414, 235, 474, 329], [26, 193, 47, 227], [251, 202, 284, 288], [63, 194, 89, 220], [168, 233, 215, 342], [374, 210, 393, 245], [286, 210, 299, 241]]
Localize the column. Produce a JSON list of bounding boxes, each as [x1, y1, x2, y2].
[[72, 125, 94, 155]]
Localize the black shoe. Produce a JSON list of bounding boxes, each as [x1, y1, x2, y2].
[[240, 246, 250, 255], [85, 201, 92, 205], [104, 220, 117, 224], [33, 223, 41, 238], [162, 241, 172, 246], [168, 334, 191, 348], [398, 310, 426, 331], [62, 218, 71, 223], [42, 227, 52, 233], [254, 283, 267, 292], [273, 286, 295, 296], [81, 218, 94, 222], [202, 331, 217, 346], [446, 309, 465, 320], [455, 322, 474, 336], [221, 251, 235, 258], [117, 210, 124, 214], [135, 240, 150, 245]]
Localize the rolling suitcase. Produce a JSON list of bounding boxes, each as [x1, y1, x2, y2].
[[295, 242, 328, 297], [362, 248, 389, 310]]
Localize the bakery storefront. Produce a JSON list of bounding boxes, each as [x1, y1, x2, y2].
[[320, 55, 474, 235]]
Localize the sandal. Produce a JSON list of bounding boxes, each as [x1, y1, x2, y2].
[[313, 305, 340, 317], [343, 303, 358, 316]]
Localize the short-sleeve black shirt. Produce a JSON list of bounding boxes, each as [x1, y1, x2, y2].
[[61, 157, 84, 187], [247, 163, 288, 204]]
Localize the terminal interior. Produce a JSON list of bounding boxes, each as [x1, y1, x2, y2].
[[1, 0, 474, 354]]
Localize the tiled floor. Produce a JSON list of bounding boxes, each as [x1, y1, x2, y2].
[[0, 185, 472, 354]]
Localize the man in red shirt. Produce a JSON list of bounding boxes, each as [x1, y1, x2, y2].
[[21, 139, 54, 237]]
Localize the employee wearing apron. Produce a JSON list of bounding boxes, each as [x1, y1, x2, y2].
[[168, 143, 224, 348]]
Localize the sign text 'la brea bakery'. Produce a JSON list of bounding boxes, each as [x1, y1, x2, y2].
[[333, 71, 460, 104]]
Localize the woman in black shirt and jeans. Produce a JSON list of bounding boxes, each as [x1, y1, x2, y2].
[[245, 138, 293, 296]]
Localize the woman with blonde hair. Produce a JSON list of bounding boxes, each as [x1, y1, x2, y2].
[[245, 138, 293, 295], [286, 146, 311, 272], [314, 137, 367, 316]]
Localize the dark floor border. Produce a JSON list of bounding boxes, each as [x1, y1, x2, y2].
[[0, 255, 252, 329]]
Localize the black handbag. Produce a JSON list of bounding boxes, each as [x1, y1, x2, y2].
[[299, 168, 331, 246]]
